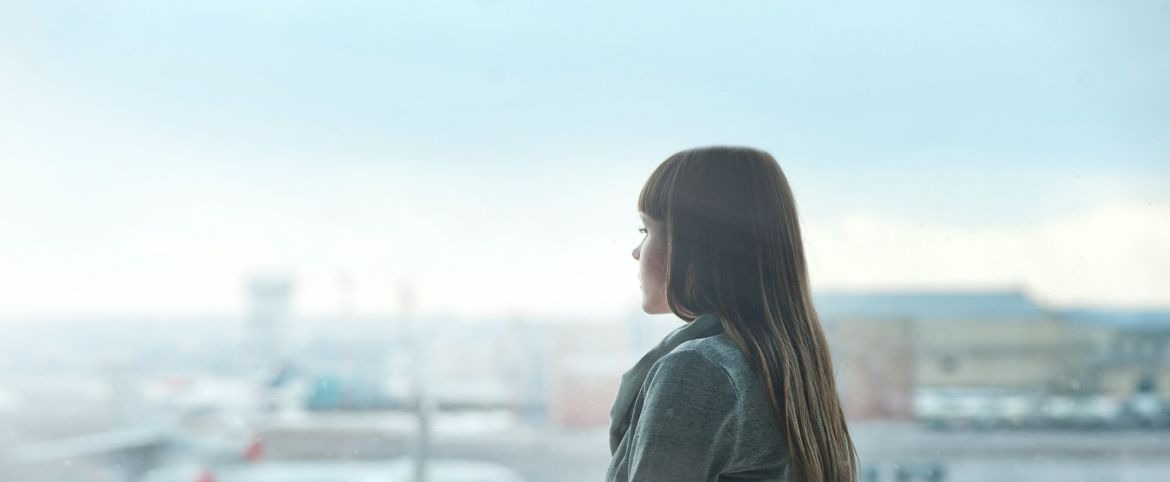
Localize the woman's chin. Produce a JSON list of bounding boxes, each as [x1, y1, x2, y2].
[[640, 300, 669, 315]]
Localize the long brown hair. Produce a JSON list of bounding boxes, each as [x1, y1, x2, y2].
[[638, 146, 857, 482]]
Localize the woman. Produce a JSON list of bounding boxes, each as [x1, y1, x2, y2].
[[607, 147, 857, 482]]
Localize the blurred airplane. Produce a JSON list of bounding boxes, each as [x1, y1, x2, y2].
[[0, 404, 263, 482], [0, 364, 529, 482]]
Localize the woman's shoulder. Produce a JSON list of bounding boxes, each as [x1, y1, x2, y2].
[[656, 333, 755, 390], [673, 332, 748, 367]]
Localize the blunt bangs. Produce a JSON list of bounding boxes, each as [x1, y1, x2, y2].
[[636, 153, 681, 221]]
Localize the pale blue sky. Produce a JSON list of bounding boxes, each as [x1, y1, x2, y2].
[[1, 0, 1167, 319]]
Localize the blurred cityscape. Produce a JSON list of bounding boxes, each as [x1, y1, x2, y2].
[[2, 0, 1166, 480], [1, 278, 1168, 482]]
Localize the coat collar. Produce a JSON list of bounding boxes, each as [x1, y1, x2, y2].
[[608, 312, 724, 453]]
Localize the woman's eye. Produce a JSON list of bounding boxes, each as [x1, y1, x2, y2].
[[638, 227, 647, 234]]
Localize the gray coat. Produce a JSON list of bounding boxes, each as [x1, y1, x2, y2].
[[607, 321, 791, 481]]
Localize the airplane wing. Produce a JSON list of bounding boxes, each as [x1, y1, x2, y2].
[[1, 426, 168, 466]]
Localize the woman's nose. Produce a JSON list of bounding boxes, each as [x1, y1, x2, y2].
[[631, 246, 640, 260]]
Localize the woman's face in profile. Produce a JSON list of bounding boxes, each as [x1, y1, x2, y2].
[[633, 212, 669, 314]]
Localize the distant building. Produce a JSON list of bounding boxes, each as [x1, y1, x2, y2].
[[817, 290, 1170, 422], [829, 315, 914, 419], [817, 290, 1069, 419], [547, 322, 632, 429], [1061, 309, 1170, 399]]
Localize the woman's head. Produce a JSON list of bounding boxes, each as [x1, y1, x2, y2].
[[634, 146, 806, 321], [633, 146, 857, 482]]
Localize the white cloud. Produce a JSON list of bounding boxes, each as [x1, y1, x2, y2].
[[805, 201, 1170, 308], [2, 199, 1166, 320]]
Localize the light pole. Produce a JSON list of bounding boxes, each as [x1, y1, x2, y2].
[[399, 281, 432, 482]]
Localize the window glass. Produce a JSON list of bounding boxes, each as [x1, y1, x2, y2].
[[1, 2, 1168, 481]]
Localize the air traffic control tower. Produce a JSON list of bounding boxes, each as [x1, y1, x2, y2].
[[247, 276, 294, 377]]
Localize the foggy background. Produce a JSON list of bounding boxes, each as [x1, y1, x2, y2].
[[1, 1, 1168, 481]]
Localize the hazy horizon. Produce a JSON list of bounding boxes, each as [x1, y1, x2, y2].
[[2, 0, 1167, 321]]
